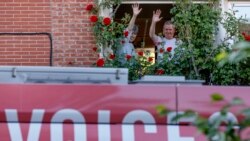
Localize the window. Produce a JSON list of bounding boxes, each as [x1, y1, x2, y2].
[[114, 0, 216, 61], [114, 0, 217, 49], [115, 4, 173, 49], [229, 1, 250, 34], [114, 0, 250, 53]]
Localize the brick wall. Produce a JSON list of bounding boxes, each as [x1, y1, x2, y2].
[[50, 0, 97, 66], [0, 35, 51, 66], [0, 0, 97, 66]]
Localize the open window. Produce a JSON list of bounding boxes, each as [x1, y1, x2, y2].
[[115, 3, 173, 49], [229, 1, 250, 34], [113, 0, 249, 60], [114, 3, 173, 62], [114, 0, 221, 60]]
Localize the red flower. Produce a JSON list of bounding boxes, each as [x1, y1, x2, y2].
[[148, 57, 154, 62], [126, 54, 132, 60], [124, 31, 129, 37], [156, 69, 164, 75], [242, 32, 246, 37], [138, 51, 144, 56], [166, 47, 172, 52], [90, 15, 98, 22], [159, 48, 164, 53], [103, 17, 111, 26], [109, 54, 115, 60], [96, 58, 104, 67], [85, 4, 93, 11], [68, 61, 73, 65], [244, 35, 250, 41], [93, 47, 97, 52]]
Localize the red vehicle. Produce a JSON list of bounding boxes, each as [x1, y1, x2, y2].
[[0, 66, 249, 141]]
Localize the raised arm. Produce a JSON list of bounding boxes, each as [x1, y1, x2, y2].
[[127, 3, 142, 31], [149, 9, 162, 41]]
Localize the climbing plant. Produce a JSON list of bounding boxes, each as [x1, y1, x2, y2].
[[87, 0, 250, 84], [149, 0, 250, 85]]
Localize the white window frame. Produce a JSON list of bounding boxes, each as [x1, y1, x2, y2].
[[228, 1, 250, 23], [121, 0, 209, 4]]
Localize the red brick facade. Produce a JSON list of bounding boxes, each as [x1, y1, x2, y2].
[[0, 0, 97, 66]]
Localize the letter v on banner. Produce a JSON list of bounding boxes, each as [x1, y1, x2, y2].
[[5, 109, 45, 141]]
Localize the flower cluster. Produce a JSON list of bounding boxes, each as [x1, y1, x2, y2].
[[152, 37, 176, 75], [158, 46, 172, 54], [156, 37, 174, 59], [137, 50, 154, 63], [85, 2, 154, 77], [86, 4, 112, 26], [86, 2, 153, 81], [85, 2, 131, 67], [155, 68, 164, 75]]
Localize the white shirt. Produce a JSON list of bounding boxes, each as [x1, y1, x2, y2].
[[121, 42, 136, 56], [153, 36, 179, 62], [118, 29, 136, 57]]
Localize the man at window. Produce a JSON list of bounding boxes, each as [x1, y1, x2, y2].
[[149, 9, 179, 62]]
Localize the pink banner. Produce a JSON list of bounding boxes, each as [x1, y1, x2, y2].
[[0, 84, 250, 140], [0, 84, 176, 124], [178, 86, 250, 124]]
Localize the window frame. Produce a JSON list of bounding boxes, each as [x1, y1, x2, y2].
[[228, 1, 250, 22], [121, 0, 210, 4]]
